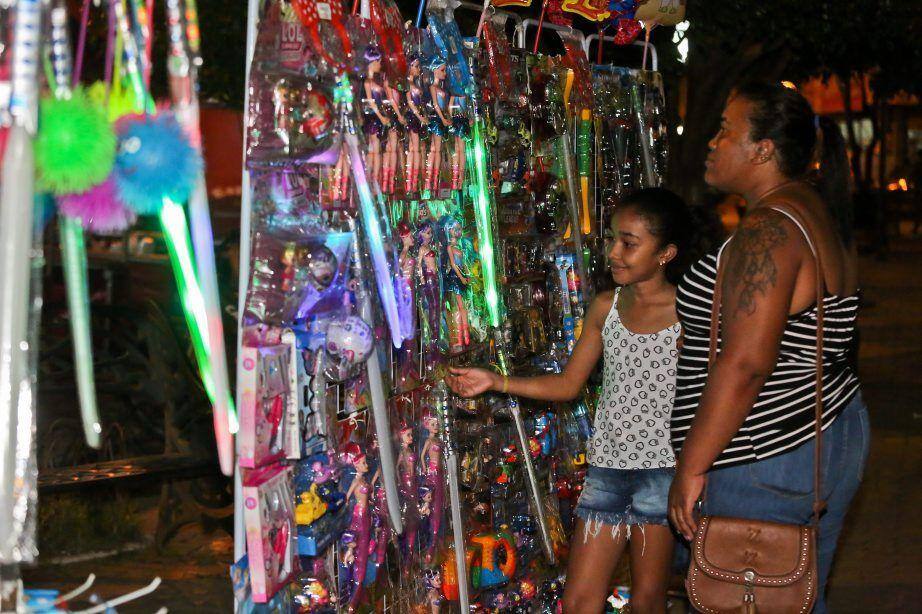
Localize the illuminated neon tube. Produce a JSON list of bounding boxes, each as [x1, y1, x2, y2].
[[338, 76, 405, 349]]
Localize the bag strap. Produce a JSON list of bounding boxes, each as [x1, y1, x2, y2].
[[709, 200, 827, 526]]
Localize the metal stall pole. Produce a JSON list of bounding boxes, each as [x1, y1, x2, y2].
[[582, 34, 659, 72], [234, 0, 263, 572]]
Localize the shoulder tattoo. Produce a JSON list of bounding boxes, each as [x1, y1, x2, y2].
[[726, 213, 788, 316]]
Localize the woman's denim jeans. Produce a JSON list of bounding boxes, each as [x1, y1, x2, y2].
[[702, 392, 870, 613]]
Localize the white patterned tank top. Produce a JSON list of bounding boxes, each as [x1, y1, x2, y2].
[[588, 289, 681, 470]]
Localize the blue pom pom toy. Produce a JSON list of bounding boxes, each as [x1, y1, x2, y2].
[[113, 114, 202, 215]]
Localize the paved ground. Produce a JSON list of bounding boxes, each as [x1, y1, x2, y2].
[[20, 239, 922, 612], [823, 237, 922, 612]]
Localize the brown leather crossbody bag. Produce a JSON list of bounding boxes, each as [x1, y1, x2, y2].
[[686, 202, 826, 614]]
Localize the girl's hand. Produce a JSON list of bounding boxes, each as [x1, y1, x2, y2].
[[668, 467, 707, 541], [445, 367, 498, 397]]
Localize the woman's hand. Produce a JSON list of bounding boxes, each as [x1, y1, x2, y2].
[[668, 467, 707, 541], [445, 367, 498, 397]]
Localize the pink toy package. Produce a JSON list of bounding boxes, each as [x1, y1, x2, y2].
[[242, 463, 297, 603], [239, 343, 292, 468]]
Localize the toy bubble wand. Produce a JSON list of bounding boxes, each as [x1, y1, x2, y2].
[[0, 0, 41, 564], [39, 1, 110, 448], [164, 0, 235, 476], [111, 0, 237, 467]]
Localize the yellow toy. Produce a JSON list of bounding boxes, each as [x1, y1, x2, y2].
[[295, 485, 328, 526]]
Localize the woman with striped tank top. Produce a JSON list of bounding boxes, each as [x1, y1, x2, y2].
[[667, 83, 868, 613]]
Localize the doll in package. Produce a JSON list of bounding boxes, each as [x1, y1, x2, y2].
[[239, 343, 291, 469], [242, 463, 297, 603]]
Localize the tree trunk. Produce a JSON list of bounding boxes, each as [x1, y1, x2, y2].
[[861, 81, 880, 190], [838, 74, 865, 189], [876, 102, 890, 253]]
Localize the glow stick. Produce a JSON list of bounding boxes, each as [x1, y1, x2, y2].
[[435, 382, 469, 612], [111, 0, 151, 113], [467, 113, 556, 564], [115, 0, 236, 450], [59, 218, 102, 448], [127, 0, 152, 87], [559, 135, 590, 297], [0, 0, 41, 564], [337, 77, 405, 349], [183, 0, 202, 63], [348, 219, 403, 533], [578, 108, 593, 235], [467, 118, 501, 327], [165, 0, 234, 475], [630, 81, 657, 187], [49, 2, 103, 449], [160, 198, 237, 432]]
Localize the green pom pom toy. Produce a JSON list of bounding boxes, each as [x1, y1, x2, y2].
[[87, 81, 141, 123], [35, 89, 116, 195]]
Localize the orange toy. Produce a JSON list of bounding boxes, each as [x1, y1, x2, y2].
[[441, 544, 482, 601], [469, 532, 517, 588]]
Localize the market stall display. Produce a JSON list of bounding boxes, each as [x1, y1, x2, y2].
[[232, 0, 671, 611], [0, 0, 671, 609]]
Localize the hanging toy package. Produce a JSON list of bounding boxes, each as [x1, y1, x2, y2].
[[242, 463, 297, 603], [239, 342, 291, 468], [245, 2, 339, 168], [245, 228, 353, 325]]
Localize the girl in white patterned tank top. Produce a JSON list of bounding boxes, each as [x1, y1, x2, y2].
[[447, 188, 704, 614]]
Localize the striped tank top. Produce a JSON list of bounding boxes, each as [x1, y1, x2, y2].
[[671, 208, 861, 468]]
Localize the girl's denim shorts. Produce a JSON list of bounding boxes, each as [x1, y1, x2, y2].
[[575, 464, 674, 532]]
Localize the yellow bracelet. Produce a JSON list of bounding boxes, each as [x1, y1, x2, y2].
[[501, 375, 509, 394]]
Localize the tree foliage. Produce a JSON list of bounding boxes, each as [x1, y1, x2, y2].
[[664, 0, 922, 200]]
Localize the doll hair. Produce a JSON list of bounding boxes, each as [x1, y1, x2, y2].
[[414, 220, 437, 245], [341, 441, 366, 467], [422, 567, 441, 590], [440, 215, 461, 244], [364, 45, 382, 63]]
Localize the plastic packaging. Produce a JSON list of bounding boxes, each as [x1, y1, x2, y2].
[[239, 343, 291, 468], [242, 463, 297, 603], [245, 231, 353, 326]]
